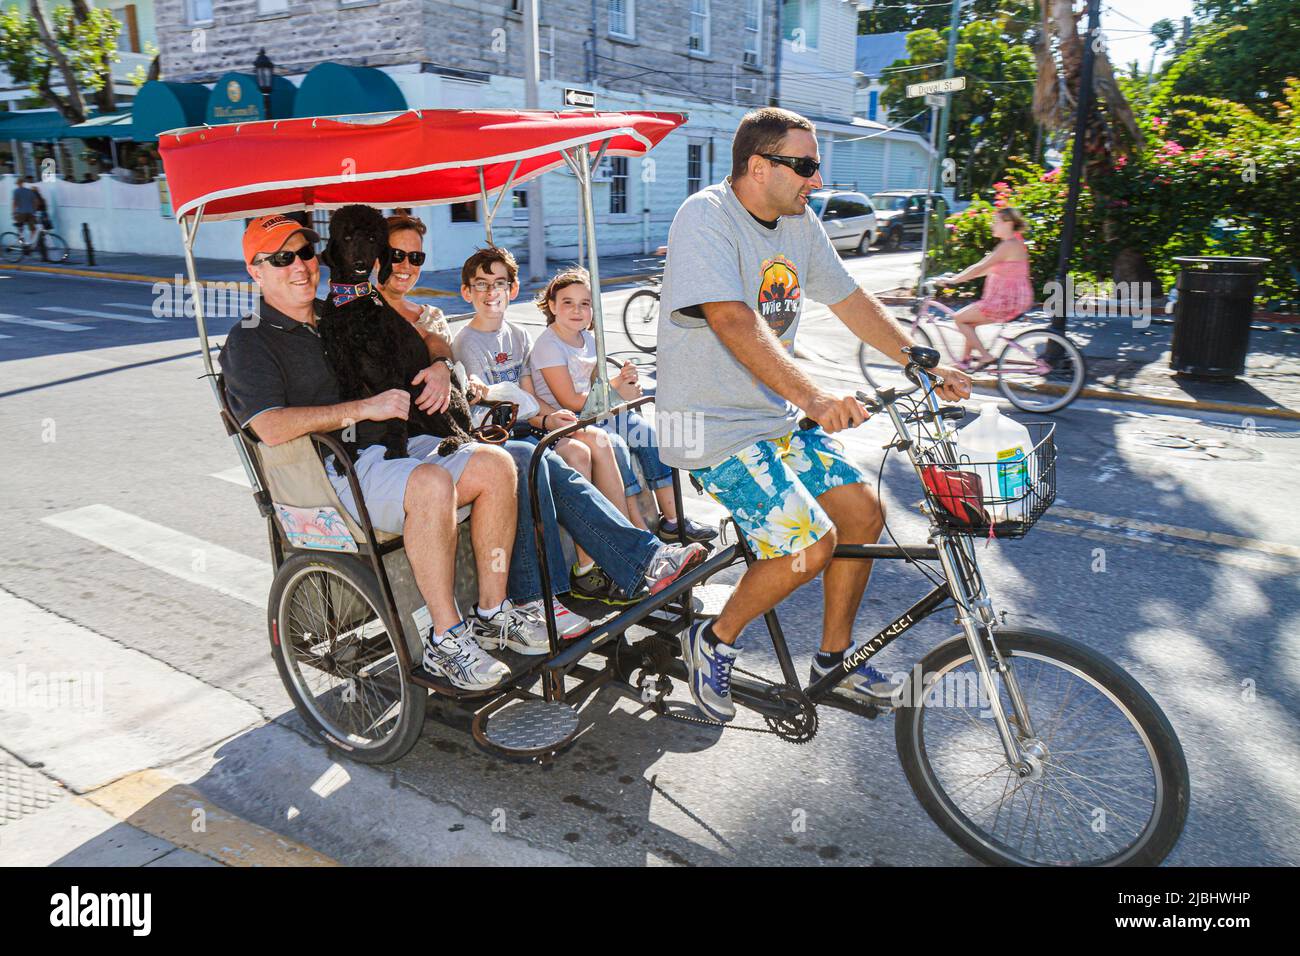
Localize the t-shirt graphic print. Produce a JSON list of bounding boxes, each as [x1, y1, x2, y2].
[[757, 254, 802, 340]]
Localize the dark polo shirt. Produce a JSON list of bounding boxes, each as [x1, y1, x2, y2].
[[218, 299, 384, 451]]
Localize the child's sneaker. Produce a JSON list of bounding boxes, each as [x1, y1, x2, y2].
[[643, 542, 708, 595], [423, 621, 510, 690], [472, 599, 551, 656], [516, 598, 591, 641], [570, 563, 640, 605], [655, 516, 719, 545], [678, 620, 738, 722]]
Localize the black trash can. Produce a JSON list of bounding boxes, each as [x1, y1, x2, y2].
[[1169, 256, 1270, 379]]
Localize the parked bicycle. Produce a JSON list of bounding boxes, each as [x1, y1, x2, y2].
[[2, 215, 71, 264], [621, 254, 664, 354], [859, 277, 1086, 413]]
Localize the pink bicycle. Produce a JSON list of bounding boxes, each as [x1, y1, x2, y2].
[[859, 277, 1087, 413]]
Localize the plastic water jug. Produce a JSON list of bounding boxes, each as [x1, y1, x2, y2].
[[954, 404, 1032, 523]]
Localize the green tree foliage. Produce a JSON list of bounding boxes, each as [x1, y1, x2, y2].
[[1163, 0, 1300, 111], [859, 0, 1031, 37], [878, 18, 1037, 196], [0, 2, 122, 123]]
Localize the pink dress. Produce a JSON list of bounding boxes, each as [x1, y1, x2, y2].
[[976, 239, 1033, 321]]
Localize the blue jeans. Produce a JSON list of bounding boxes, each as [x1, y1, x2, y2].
[[503, 439, 662, 603], [599, 409, 673, 496]]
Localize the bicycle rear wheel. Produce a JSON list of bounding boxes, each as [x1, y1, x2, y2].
[[995, 328, 1086, 413], [895, 628, 1189, 866], [41, 232, 70, 264], [622, 288, 660, 353], [1, 232, 24, 263]]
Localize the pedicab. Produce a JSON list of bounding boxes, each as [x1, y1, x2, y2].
[[159, 108, 1189, 866]]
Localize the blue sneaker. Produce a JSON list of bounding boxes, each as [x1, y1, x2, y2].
[[679, 620, 738, 722], [810, 650, 903, 705]]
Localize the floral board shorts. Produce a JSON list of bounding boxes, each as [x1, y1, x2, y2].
[[688, 425, 869, 559]]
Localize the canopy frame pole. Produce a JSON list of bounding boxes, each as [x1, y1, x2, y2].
[[560, 151, 586, 269], [478, 158, 523, 247], [178, 206, 265, 496], [568, 142, 617, 421]]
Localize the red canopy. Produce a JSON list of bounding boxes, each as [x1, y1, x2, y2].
[[158, 108, 687, 221]]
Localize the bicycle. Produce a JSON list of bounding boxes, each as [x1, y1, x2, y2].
[[2, 217, 71, 265], [621, 256, 663, 354], [859, 278, 1086, 413]]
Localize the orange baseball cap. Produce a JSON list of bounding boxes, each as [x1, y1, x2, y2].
[[242, 215, 320, 264]]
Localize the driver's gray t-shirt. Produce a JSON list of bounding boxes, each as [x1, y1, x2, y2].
[[655, 178, 859, 469]]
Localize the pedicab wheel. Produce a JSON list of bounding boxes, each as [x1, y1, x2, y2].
[[621, 288, 661, 353], [269, 552, 427, 764], [894, 628, 1189, 866]]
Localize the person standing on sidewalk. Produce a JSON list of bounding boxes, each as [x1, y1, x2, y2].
[[655, 107, 972, 722]]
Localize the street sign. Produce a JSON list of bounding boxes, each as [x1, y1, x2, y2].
[[563, 87, 596, 109], [907, 76, 966, 97], [925, 93, 947, 109]]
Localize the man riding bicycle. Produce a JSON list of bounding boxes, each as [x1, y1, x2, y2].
[[656, 107, 972, 721]]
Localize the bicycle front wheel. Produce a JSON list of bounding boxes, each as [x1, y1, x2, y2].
[[622, 288, 660, 353], [1, 232, 24, 263], [996, 328, 1086, 413], [895, 628, 1189, 866]]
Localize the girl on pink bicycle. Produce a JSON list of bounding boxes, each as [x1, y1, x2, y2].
[[941, 207, 1033, 371]]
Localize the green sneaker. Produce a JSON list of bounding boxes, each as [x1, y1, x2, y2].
[[569, 563, 642, 605]]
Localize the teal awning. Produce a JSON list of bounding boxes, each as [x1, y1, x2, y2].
[[0, 110, 71, 142], [65, 111, 135, 140], [133, 80, 210, 142], [292, 63, 405, 118], [206, 72, 296, 125]]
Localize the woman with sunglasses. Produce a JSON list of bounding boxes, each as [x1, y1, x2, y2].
[[378, 215, 490, 405]]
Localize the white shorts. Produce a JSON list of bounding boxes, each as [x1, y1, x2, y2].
[[326, 435, 478, 535]]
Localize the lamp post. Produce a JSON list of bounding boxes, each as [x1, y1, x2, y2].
[[254, 49, 275, 122]]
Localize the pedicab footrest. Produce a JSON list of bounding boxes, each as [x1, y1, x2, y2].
[[690, 583, 735, 619], [479, 699, 580, 755]]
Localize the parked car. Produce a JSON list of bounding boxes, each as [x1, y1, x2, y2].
[[869, 189, 949, 251], [808, 189, 877, 255]]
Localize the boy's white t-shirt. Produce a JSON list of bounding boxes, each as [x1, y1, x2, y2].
[[451, 320, 533, 386], [527, 326, 597, 410]]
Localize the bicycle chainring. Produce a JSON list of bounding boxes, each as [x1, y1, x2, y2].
[[762, 688, 819, 744]]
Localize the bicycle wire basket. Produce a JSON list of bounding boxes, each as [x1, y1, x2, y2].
[[914, 421, 1056, 539]]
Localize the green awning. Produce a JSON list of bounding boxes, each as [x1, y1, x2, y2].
[[292, 63, 405, 119], [133, 80, 210, 142], [0, 110, 70, 142], [206, 72, 296, 125]]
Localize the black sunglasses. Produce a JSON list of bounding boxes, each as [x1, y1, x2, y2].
[[256, 245, 317, 268], [762, 153, 821, 179], [389, 248, 426, 266]]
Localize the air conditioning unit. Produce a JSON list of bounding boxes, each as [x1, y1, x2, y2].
[[743, 50, 758, 67]]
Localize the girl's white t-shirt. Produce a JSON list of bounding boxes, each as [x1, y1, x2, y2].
[[527, 326, 597, 410]]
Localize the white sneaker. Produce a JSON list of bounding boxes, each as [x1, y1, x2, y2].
[[422, 621, 510, 690], [472, 599, 551, 656], [517, 598, 591, 640]]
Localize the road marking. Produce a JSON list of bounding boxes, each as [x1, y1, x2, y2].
[[43, 504, 269, 607], [0, 313, 90, 332], [1035, 520, 1290, 574], [40, 306, 164, 324], [1049, 506, 1300, 561], [105, 302, 164, 312]]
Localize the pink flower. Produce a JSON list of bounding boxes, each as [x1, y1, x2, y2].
[[993, 180, 1010, 192], [1114, 155, 1128, 169], [1190, 150, 1206, 160], [1041, 168, 1060, 182], [994, 197, 1008, 208], [1152, 116, 1166, 129], [1162, 140, 1184, 155]]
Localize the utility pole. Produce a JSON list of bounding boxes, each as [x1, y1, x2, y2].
[[523, 0, 546, 280], [1052, 0, 1102, 335], [932, 0, 963, 196]]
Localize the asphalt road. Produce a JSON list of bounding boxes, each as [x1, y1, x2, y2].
[[2, 246, 1298, 866]]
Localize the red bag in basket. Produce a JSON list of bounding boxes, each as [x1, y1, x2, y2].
[[921, 465, 992, 528]]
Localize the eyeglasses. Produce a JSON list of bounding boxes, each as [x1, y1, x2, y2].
[[470, 279, 512, 293], [255, 245, 317, 268], [762, 154, 821, 179], [389, 248, 426, 265]]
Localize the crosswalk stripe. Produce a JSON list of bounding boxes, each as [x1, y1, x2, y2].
[[0, 313, 90, 332], [43, 504, 270, 607], [40, 306, 165, 325], [105, 302, 164, 312], [211, 466, 252, 487]]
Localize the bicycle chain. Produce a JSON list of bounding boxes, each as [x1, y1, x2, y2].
[[650, 665, 819, 744]]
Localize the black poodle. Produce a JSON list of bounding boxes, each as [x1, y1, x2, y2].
[[317, 204, 475, 461]]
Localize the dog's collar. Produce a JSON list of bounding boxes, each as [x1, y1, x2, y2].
[[330, 281, 373, 306]]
